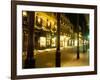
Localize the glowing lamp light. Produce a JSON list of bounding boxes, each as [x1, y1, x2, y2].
[[22, 11, 27, 17], [38, 17, 41, 23], [48, 22, 50, 26]]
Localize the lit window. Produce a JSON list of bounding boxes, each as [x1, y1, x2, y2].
[[75, 40, 78, 46], [40, 37, 46, 47]]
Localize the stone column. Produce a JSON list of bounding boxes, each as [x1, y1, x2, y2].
[[24, 11, 35, 68]]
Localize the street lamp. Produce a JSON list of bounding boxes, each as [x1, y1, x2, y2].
[[23, 11, 27, 17]]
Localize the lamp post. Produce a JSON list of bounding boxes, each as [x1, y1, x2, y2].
[[77, 14, 80, 59], [82, 22, 86, 53], [56, 13, 61, 67]]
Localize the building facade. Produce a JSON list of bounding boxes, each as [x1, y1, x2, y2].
[[22, 11, 88, 68], [22, 11, 81, 52]]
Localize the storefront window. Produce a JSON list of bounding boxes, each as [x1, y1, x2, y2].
[[51, 37, 56, 47], [40, 37, 46, 47]]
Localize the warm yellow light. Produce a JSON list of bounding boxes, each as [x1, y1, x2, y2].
[[75, 40, 77, 46], [52, 37, 56, 47], [60, 35, 67, 47], [60, 35, 66, 41], [38, 17, 41, 23], [23, 11, 27, 17], [48, 22, 51, 26], [40, 37, 46, 47], [65, 37, 69, 40]]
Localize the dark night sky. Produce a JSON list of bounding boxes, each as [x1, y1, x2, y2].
[[64, 13, 89, 36]]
